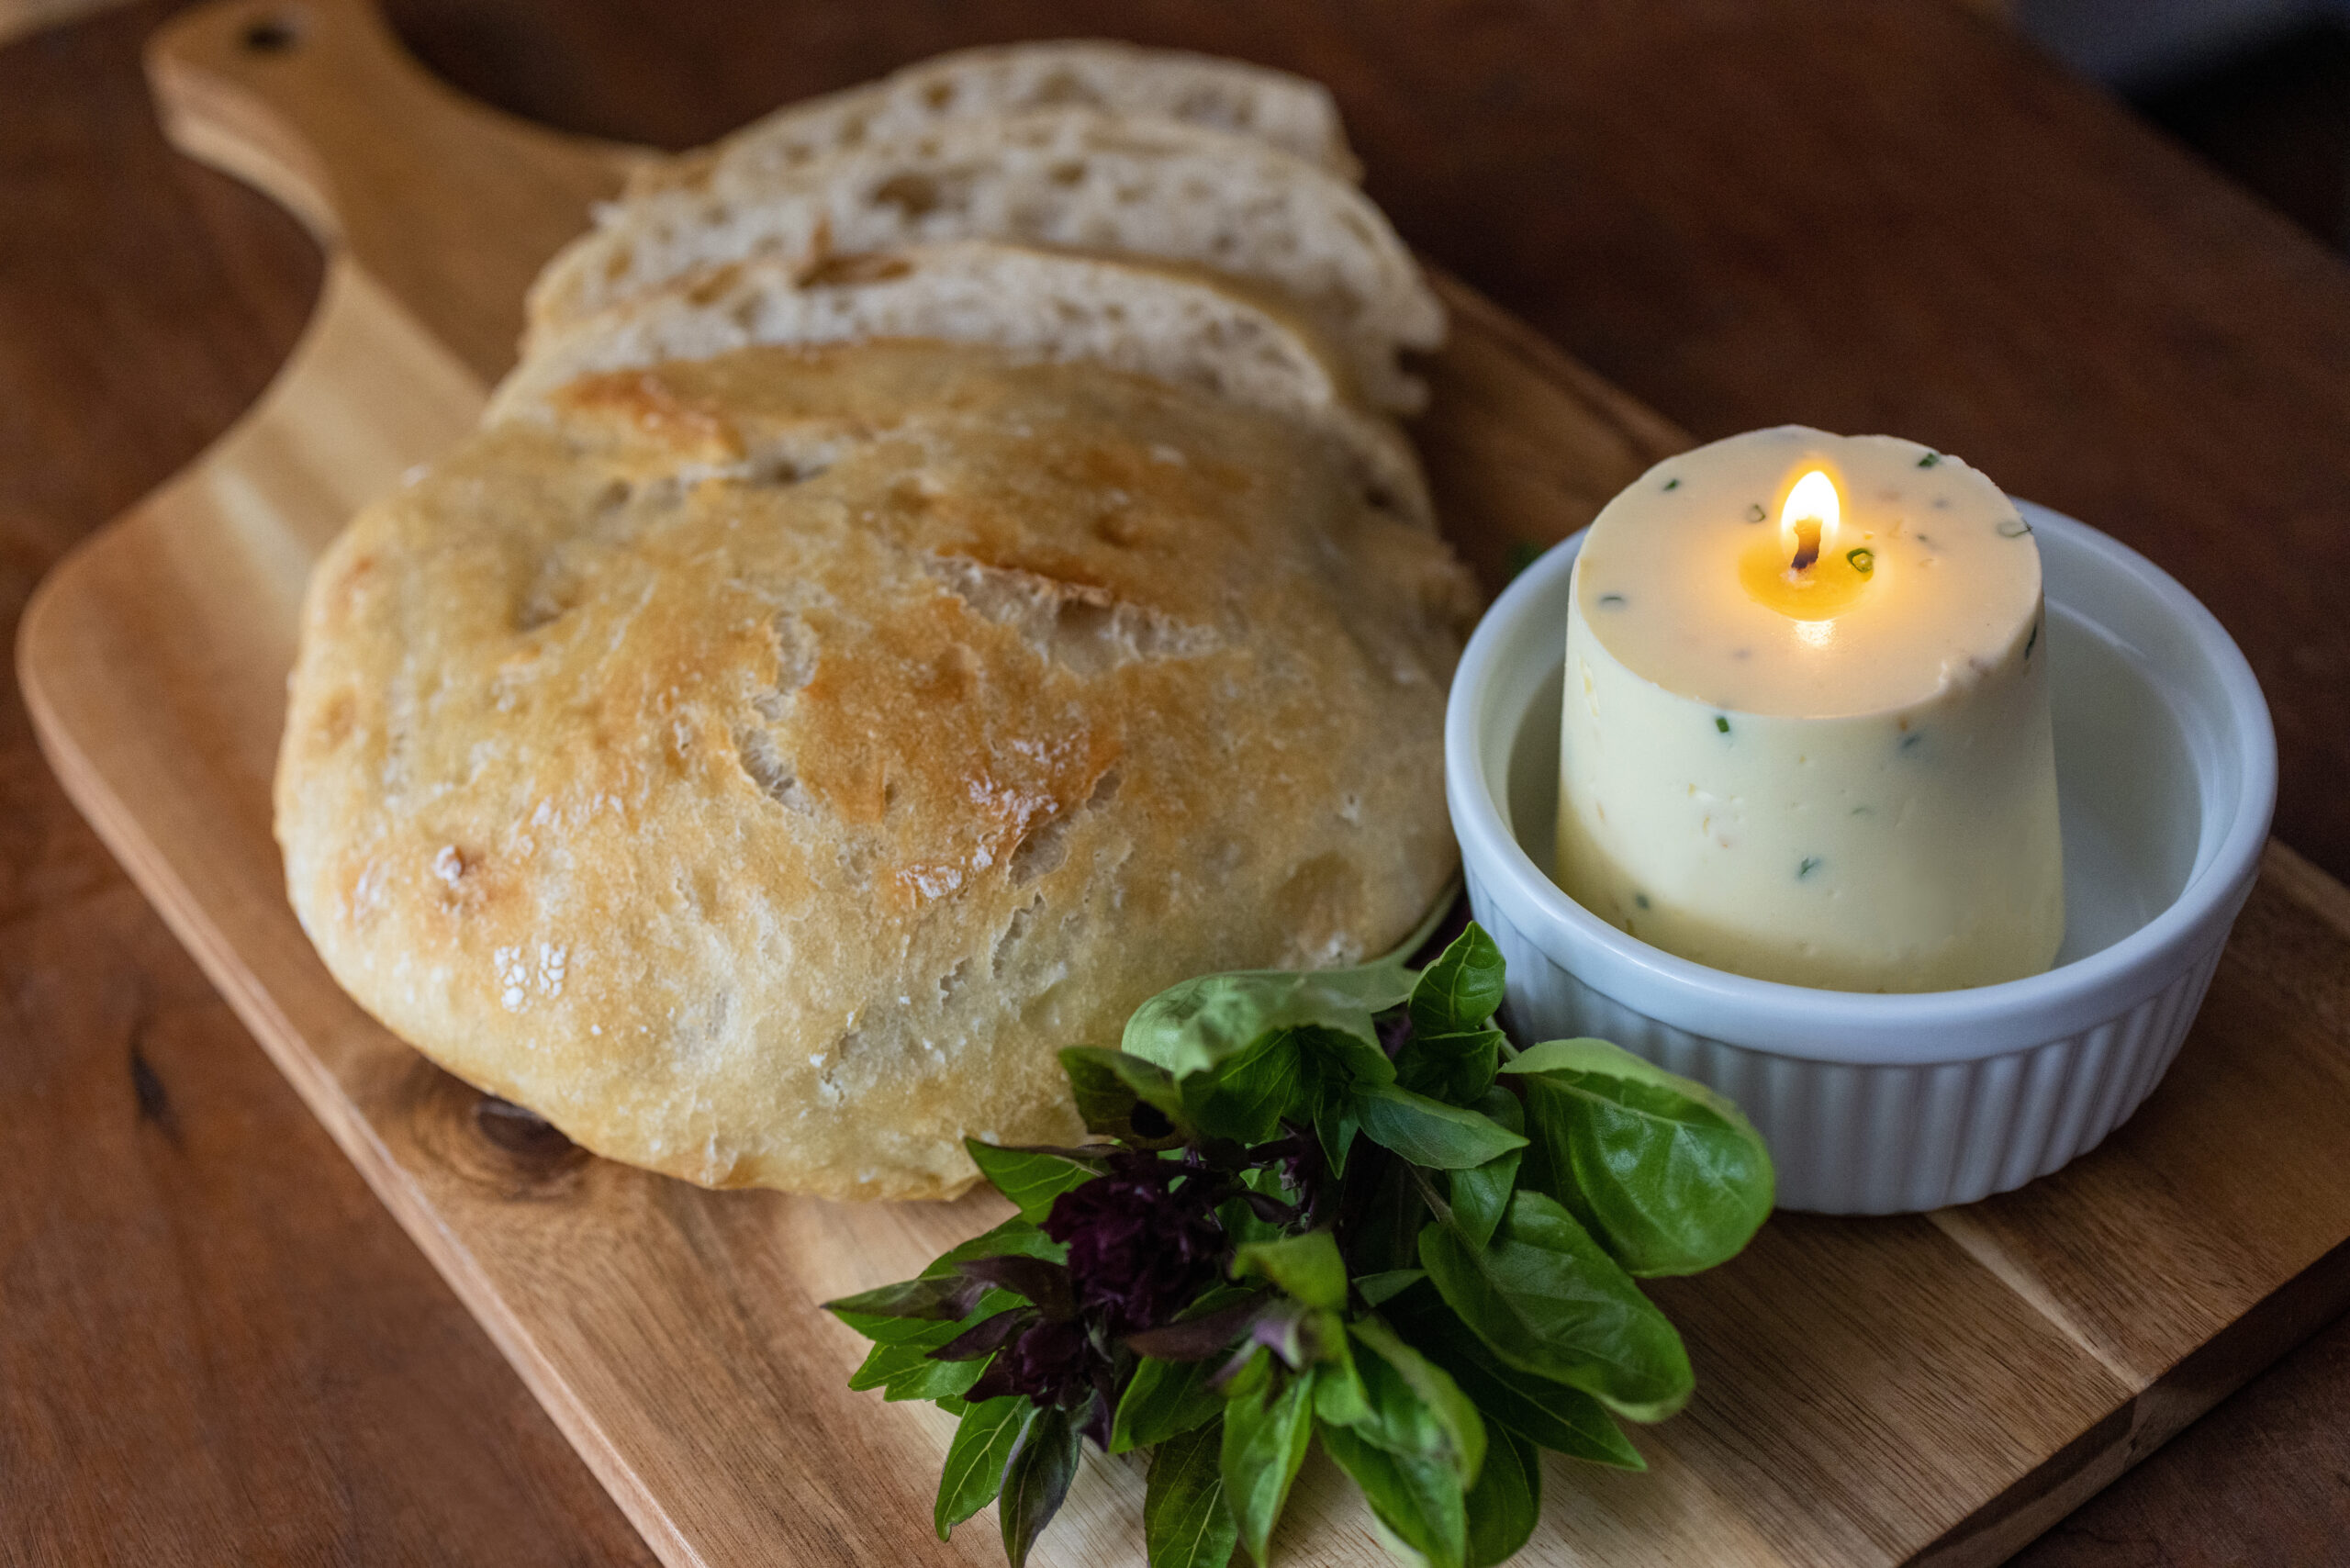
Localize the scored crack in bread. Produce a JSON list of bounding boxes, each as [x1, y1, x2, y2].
[[491, 241, 1433, 530], [276, 342, 1478, 1201], [630, 39, 1360, 203], [525, 108, 1444, 412]]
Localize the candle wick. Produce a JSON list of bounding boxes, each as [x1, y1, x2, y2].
[[1789, 520, 1822, 574]]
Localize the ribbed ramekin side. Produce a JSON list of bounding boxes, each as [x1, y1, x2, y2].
[[1470, 868, 2235, 1214]]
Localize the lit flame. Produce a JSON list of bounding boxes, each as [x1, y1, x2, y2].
[[1779, 469, 1841, 574]]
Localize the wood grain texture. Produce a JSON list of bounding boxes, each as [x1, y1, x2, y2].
[[17, 2, 2350, 1565], [0, 5, 657, 1565], [8, 1, 2350, 1564]]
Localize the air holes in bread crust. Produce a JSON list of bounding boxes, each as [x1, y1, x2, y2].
[[921, 554, 1214, 675], [1007, 766, 1120, 884]]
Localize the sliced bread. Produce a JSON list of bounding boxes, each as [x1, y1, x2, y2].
[[493, 241, 1431, 528], [527, 109, 1443, 411], [632, 39, 1360, 201]]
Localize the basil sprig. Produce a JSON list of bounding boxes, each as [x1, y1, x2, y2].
[[825, 924, 1775, 1568]]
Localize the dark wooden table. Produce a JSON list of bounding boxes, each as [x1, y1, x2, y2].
[[6, 2, 2348, 1562]]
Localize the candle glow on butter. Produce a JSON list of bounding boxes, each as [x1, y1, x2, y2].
[[1556, 426, 2064, 992]]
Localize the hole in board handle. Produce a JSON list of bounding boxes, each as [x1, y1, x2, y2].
[[241, 12, 301, 53]]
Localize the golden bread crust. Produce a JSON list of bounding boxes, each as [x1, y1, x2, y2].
[[275, 342, 1474, 1200]]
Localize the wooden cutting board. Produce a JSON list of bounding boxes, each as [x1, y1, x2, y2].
[[22, 1, 2350, 1562]]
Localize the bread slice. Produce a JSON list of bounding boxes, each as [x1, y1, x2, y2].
[[632, 39, 1360, 202], [526, 109, 1443, 410], [493, 241, 1432, 528]]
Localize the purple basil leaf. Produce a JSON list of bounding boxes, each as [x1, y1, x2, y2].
[[1045, 1153, 1228, 1337], [967, 1317, 1098, 1407], [1000, 1406, 1079, 1568], [823, 1272, 974, 1324], [964, 1359, 1020, 1406], [1248, 1300, 1320, 1372], [1377, 1009, 1416, 1060], [1244, 1132, 1311, 1170], [1078, 1387, 1114, 1452], [957, 1255, 1077, 1321], [1128, 1102, 1181, 1142], [933, 1308, 1035, 1363], [1124, 1292, 1269, 1361]]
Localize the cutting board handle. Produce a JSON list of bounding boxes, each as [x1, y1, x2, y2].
[[145, 0, 639, 379]]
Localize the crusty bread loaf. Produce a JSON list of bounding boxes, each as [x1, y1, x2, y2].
[[491, 241, 1432, 528], [632, 39, 1360, 202], [526, 109, 1443, 411], [276, 342, 1476, 1201]]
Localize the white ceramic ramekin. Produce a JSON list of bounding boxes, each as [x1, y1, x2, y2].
[[1447, 501, 2276, 1214]]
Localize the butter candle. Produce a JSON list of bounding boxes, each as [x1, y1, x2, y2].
[[1555, 426, 2063, 991]]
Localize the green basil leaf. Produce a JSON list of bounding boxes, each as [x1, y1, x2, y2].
[[1215, 1194, 1284, 1250], [1346, 1317, 1487, 1485], [843, 1298, 965, 1361], [1418, 1190, 1693, 1422], [1504, 1037, 1774, 1277], [1144, 1418, 1239, 1568], [1000, 1404, 1078, 1568], [1447, 1090, 1525, 1250], [1346, 1154, 1430, 1280], [1311, 1316, 1372, 1428], [1125, 969, 1398, 1081], [1058, 1046, 1191, 1145], [1395, 1027, 1506, 1105], [850, 1335, 990, 1402], [1318, 1421, 1469, 1568], [1115, 885, 1451, 1081], [1409, 924, 1506, 1038], [1219, 1350, 1316, 1563], [1114, 1354, 1224, 1455], [1313, 1088, 1361, 1177], [1116, 1357, 1222, 1455], [1233, 1230, 1348, 1311], [1383, 1284, 1645, 1470], [1354, 1269, 1427, 1308], [822, 1220, 1060, 1342], [1355, 1083, 1528, 1170], [934, 1395, 1026, 1539], [1297, 1022, 1399, 1089], [881, 1354, 987, 1403], [831, 1304, 982, 1348], [1297, 1047, 1363, 1178], [965, 1140, 1100, 1226], [847, 1334, 935, 1391], [1181, 1030, 1305, 1145], [1462, 1424, 1542, 1568]]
